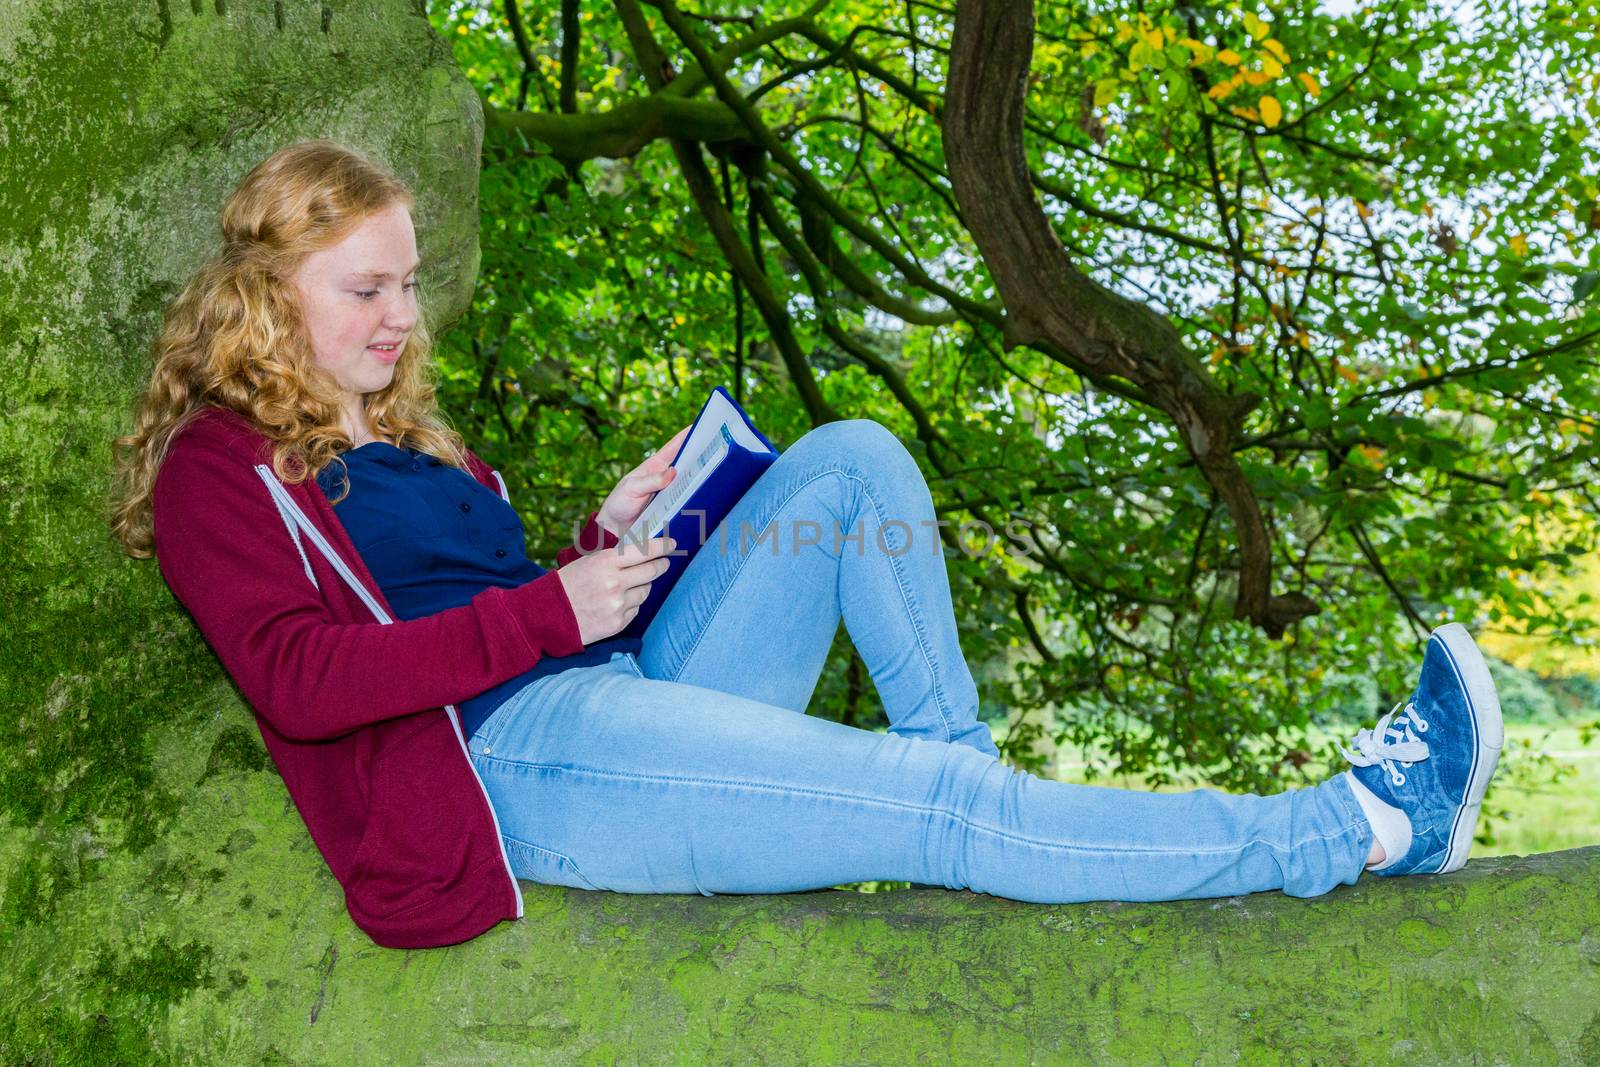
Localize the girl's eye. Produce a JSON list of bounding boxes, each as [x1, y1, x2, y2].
[[353, 281, 418, 300]]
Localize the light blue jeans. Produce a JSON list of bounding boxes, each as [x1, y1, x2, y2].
[[468, 420, 1374, 901]]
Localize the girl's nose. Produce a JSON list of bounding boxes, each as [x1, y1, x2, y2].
[[385, 290, 418, 332]]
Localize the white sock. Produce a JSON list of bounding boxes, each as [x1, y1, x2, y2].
[[1344, 771, 1412, 871]]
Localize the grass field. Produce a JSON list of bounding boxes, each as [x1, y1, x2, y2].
[[1040, 721, 1600, 859], [1452, 723, 1600, 858]]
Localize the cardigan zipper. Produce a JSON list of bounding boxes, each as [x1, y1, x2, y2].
[[253, 464, 526, 921]]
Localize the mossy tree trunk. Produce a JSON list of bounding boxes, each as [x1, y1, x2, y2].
[[2, 3, 1597, 1064], [0, 0, 480, 1057]]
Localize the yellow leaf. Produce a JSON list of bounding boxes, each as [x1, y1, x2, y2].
[[1471, 205, 1492, 238], [1217, 49, 1243, 65], [1207, 79, 1237, 100], [1262, 38, 1290, 63], [1094, 78, 1121, 107], [1243, 13, 1269, 39], [1337, 364, 1361, 383], [1244, 69, 1273, 86], [1080, 41, 1100, 58], [1164, 25, 1179, 43], [1358, 445, 1385, 464], [1354, 199, 1372, 220], [1230, 105, 1261, 122], [1509, 233, 1529, 256], [1144, 29, 1165, 49], [1260, 95, 1283, 126], [1296, 71, 1323, 97], [1259, 54, 1283, 78], [1179, 37, 1215, 65], [1115, 20, 1134, 43]]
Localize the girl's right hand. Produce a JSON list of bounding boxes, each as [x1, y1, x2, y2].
[[554, 535, 676, 644]]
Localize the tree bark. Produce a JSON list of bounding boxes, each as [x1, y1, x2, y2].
[[943, 0, 1317, 637]]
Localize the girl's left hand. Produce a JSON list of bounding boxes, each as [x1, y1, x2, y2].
[[596, 423, 692, 538]]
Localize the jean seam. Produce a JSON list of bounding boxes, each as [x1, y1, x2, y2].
[[664, 462, 956, 743], [504, 833, 601, 891], [470, 694, 521, 753], [844, 465, 955, 744], [474, 757, 1364, 858], [1326, 771, 1375, 842]]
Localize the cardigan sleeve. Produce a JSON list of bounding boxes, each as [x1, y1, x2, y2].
[[556, 511, 622, 567], [151, 438, 588, 743]]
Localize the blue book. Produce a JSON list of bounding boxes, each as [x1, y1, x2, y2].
[[616, 386, 780, 638]]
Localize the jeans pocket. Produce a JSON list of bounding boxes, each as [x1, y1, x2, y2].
[[469, 678, 544, 753], [503, 834, 603, 892]]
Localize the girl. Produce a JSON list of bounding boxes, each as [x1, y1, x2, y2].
[[110, 141, 1503, 949]]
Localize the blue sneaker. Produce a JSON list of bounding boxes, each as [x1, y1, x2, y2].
[[1340, 623, 1504, 876]]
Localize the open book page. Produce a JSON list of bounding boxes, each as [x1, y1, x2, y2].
[[623, 388, 775, 544], [625, 426, 731, 542]]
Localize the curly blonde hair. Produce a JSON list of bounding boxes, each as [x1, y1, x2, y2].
[[109, 139, 469, 558]]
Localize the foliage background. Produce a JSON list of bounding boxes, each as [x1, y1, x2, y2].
[[420, 0, 1600, 842]]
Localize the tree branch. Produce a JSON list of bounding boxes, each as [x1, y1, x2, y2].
[[943, 0, 1315, 638]]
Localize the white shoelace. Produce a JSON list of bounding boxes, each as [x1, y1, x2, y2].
[[1341, 700, 1431, 786]]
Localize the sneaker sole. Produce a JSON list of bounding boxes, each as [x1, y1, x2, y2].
[[1431, 622, 1504, 874]]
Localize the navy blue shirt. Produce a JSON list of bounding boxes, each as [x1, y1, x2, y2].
[[314, 442, 641, 739]]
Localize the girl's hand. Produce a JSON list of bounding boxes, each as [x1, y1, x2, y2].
[[596, 423, 691, 537], [555, 536, 676, 643]]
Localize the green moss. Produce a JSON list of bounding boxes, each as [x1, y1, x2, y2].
[[1, 1, 481, 1062], [196, 725, 272, 788], [0, 0, 481, 858], [1, 833, 73, 927], [88, 936, 217, 1006]]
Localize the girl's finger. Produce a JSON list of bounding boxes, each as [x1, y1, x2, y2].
[[648, 425, 691, 465], [634, 467, 672, 492]]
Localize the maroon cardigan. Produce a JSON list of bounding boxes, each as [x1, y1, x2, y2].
[[150, 405, 619, 948]]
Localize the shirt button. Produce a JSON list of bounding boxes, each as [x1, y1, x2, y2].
[[495, 548, 507, 558], [459, 502, 471, 513]]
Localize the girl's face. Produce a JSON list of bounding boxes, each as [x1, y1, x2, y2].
[[290, 201, 420, 414]]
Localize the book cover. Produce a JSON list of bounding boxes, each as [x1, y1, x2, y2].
[[616, 387, 780, 638]]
